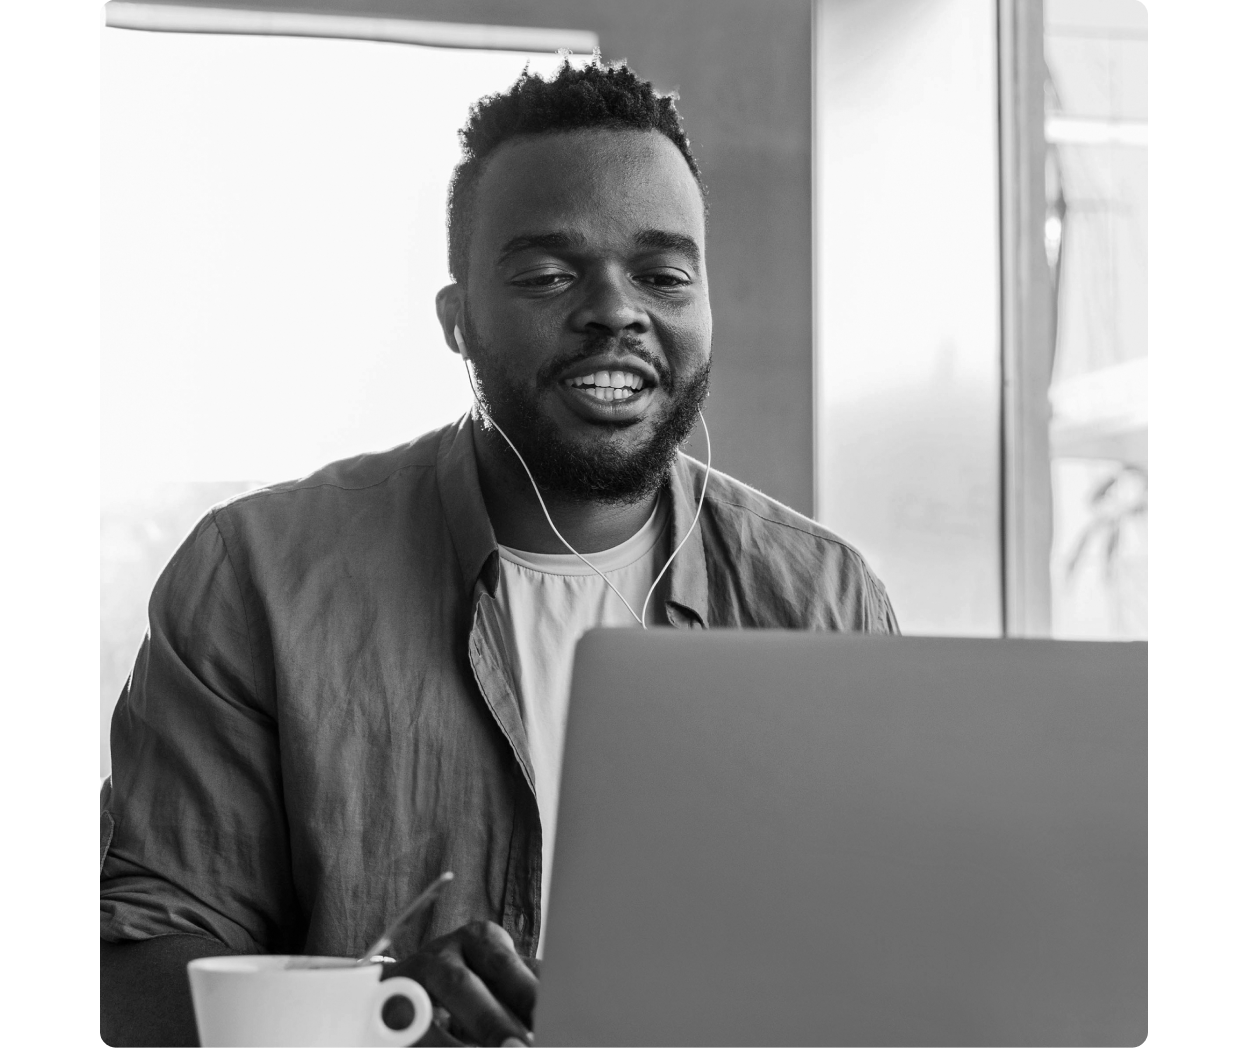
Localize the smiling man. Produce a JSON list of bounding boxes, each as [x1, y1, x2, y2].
[[101, 61, 897, 1047]]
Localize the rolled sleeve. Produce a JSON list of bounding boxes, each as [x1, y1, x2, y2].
[[101, 511, 300, 954]]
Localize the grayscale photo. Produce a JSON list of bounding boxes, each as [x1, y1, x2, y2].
[[98, 1, 1147, 1045]]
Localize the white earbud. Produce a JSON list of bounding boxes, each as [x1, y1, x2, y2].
[[453, 324, 467, 355]]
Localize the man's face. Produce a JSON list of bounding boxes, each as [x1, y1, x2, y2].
[[453, 128, 712, 504]]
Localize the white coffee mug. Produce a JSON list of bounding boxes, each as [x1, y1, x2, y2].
[[187, 955, 433, 1047]]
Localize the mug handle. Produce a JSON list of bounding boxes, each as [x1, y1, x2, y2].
[[370, 975, 433, 1047]]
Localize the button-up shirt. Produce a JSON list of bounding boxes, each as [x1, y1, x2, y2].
[[100, 416, 898, 961]]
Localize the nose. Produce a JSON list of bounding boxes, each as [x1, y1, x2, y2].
[[569, 267, 651, 336]]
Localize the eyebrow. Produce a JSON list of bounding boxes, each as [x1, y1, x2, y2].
[[634, 229, 701, 262], [495, 232, 586, 265], [495, 229, 702, 266]]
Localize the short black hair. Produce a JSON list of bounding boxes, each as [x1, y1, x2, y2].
[[446, 57, 704, 284]]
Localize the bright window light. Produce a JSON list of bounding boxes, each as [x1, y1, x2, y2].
[[103, 27, 580, 489], [1044, 0, 1147, 640]]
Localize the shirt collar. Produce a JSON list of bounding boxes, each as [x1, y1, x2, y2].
[[664, 453, 710, 628], [436, 415, 501, 596], [436, 414, 709, 625]]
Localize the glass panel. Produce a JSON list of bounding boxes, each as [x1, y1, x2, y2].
[[1043, 0, 1147, 639], [814, 0, 1002, 636]]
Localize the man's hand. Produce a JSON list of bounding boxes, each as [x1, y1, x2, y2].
[[386, 921, 538, 1047]]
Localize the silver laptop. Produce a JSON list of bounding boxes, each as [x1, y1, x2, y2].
[[535, 631, 1146, 1047]]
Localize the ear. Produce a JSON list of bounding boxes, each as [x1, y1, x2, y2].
[[435, 284, 466, 356]]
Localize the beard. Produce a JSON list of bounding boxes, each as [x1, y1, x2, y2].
[[463, 316, 711, 506]]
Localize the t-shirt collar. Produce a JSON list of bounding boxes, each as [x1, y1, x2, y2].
[[435, 413, 709, 626]]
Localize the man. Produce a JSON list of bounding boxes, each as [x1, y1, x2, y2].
[[101, 59, 897, 1046]]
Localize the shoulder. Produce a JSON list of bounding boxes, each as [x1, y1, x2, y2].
[[677, 456, 898, 632], [204, 426, 450, 537], [701, 464, 871, 558], [168, 425, 453, 588], [217, 427, 445, 515], [683, 455, 877, 573]]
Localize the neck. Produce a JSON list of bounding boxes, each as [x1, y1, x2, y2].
[[471, 416, 660, 554]]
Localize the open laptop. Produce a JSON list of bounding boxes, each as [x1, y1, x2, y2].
[[534, 631, 1146, 1047]]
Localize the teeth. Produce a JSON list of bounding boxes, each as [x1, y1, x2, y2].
[[579, 386, 635, 402], [563, 369, 646, 394]]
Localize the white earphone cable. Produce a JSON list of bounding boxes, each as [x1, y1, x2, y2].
[[456, 329, 709, 629], [639, 415, 709, 626]]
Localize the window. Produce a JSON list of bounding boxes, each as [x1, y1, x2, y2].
[[1044, 0, 1147, 639], [815, 0, 1146, 639], [814, 0, 1003, 636], [101, 24, 591, 774]]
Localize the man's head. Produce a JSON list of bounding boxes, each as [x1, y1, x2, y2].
[[435, 59, 712, 506]]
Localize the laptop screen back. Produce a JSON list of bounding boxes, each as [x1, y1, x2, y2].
[[535, 631, 1146, 1047]]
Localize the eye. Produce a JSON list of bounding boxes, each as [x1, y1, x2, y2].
[[510, 268, 572, 290], [637, 269, 692, 292]]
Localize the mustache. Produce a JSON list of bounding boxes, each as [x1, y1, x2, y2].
[[535, 333, 674, 392]]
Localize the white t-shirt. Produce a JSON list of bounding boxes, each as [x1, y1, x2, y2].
[[496, 496, 670, 956]]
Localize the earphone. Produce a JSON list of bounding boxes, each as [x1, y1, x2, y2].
[[454, 324, 710, 628]]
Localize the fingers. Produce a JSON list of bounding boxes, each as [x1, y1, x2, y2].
[[394, 921, 538, 1046], [402, 922, 537, 1048], [459, 923, 539, 1028], [416, 1023, 474, 1048], [414, 948, 532, 1048]]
